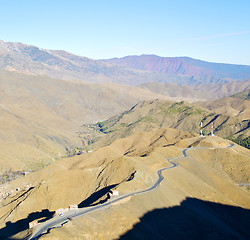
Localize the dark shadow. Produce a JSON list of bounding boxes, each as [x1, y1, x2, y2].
[[2, 187, 34, 207], [234, 121, 250, 135], [127, 171, 136, 181], [0, 209, 55, 240], [78, 184, 118, 208], [117, 198, 250, 240], [203, 115, 219, 128], [78, 171, 136, 208]]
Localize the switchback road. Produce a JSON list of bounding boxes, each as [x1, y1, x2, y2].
[[29, 143, 234, 239]]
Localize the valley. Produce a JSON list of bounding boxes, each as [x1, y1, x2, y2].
[[0, 41, 249, 240], [79, 99, 249, 151], [0, 69, 177, 175]]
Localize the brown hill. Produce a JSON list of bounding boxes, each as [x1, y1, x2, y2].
[[80, 99, 249, 150], [195, 79, 250, 99], [138, 80, 250, 100], [195, 96, 250, 121], [0, 129, 249, 239], [1, 70, 181, 174], [138, 82, 205, 100], [231, 88, 250, 100]]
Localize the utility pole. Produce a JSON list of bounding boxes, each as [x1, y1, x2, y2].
[[211, 122, 214, 136], [200, 119, 203, 136]]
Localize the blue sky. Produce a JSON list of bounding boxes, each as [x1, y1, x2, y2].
[[0, 0, 250, 65]]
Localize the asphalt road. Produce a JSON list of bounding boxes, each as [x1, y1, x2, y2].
[[29, 143, 234, 240]]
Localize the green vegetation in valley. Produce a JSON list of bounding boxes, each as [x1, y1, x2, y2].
[[78, 100, 249, 150], [228, 135, 250, 149]]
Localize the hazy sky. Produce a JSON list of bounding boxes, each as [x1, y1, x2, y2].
[[1, 0, 249, 65]]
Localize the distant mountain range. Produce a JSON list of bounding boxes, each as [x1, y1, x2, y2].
[[1, 41, 250, 240], [103, 55, 250, 80], [0, 40, 180, 86], [1, 40, 250, 86]]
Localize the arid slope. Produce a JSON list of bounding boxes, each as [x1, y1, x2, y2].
[[196, 96, 250, 121], [80, 99, 249, 150], [0, 70, 179, 174], [139, 80, 250, 100], [0, 129, 249, 239], [40, 135, 250, 240]]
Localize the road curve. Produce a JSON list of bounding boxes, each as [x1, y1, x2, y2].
[[29, 143, 234, 239]]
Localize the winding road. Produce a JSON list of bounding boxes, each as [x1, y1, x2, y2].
[[29, 143, 234, 240]]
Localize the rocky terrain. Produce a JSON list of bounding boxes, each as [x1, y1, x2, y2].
[[79, 99, 249, 150], [0, 40, 249, 240], [195, 89, 250, 121], [0, 129, 249, 239], [1, 69, 179, 175], [0, 92, 249, 239], [2, 59, 248, 176]]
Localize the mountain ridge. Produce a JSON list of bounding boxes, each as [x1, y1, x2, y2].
[[102, 54, 250, 80], [79, 99, 249, 151], [1, 40, 250, 86], [138, 80, 250, 100]]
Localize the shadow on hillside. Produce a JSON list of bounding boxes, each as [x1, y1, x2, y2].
[[78, 171, 136, 208], [0, 209, 55, 240], [78, 184, 118, 208], [117, 197, 250, 240]]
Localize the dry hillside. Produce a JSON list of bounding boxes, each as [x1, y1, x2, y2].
[[139, 80, 250, 100], [1, 70, 185, 175], [79, 99, 249, 150], [195, 96, 250, 121], [0, 129, 249, 239], [231, 88, 250, 100]]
